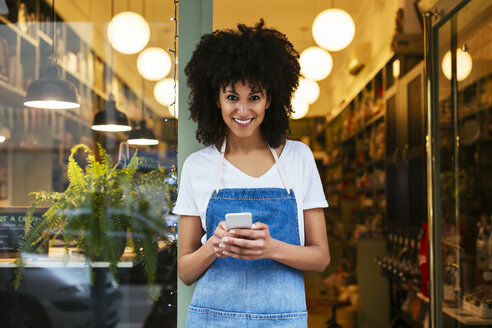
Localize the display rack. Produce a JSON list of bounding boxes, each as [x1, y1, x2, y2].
[[320, 62, 388, 236]]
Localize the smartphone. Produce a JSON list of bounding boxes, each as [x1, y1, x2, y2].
[[225, 212, 253, 230]]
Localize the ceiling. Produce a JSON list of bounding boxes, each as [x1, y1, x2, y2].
[[53, 0, 429, 119]]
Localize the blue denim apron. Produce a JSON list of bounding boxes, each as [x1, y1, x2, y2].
[[186, 139, 307, 328]]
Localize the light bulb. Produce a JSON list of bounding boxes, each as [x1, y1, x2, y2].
[[154, 78, 176, 106], [137, 47, 172, 81], [291, 99, 309, 119], [128, 138, 159, 146], [24, 100, 80, 109], [393, 59, 400, 78], [312, 8, 355, 51], [300, 47, 333, 81], [442, 49, 472, 81], [108, 12, 150, 54], [91, 124, 132, 132], [294, 78, 320, 105]]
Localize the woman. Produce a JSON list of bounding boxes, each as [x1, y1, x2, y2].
[[174, 20, 330, 327]]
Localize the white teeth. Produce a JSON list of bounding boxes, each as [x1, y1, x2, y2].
[[234, 118, 253, 124]]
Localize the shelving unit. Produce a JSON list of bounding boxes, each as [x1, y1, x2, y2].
[[320, 64, 387, 234]]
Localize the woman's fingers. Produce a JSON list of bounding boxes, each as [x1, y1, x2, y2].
[[212, 221, 233, 258], [220, 236, 265, 249], [229, 224, 267, 240], [213, 221, 273, 259]]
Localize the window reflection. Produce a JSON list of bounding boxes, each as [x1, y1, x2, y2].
[[0, 1, 177, 327]]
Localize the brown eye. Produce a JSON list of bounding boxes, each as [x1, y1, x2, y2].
[[227, 95, 238, 101]]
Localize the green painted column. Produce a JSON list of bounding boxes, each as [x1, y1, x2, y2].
[[177, 1, 213, 328]]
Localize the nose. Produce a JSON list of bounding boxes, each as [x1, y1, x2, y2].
[[237, 102, 248, 117]]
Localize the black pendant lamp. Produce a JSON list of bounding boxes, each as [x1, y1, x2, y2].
[[91, 0, 131, 133], [91, 94, 131, 132], [128, 79, 159, 145], [128, 120, 159, 145], [24, 0, 79, 110]]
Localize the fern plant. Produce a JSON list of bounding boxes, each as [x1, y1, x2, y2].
[[14, 144, 176, 295]]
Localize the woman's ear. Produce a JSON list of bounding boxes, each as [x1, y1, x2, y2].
[[216, 94, 221, 109], [266, 96, 272, 109]]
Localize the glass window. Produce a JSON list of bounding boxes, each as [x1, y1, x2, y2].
[[0, 1, 177, 327], [437, 1, 492, 326]]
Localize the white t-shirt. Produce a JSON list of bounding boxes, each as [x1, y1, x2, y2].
[[173, 140, 328, 245]]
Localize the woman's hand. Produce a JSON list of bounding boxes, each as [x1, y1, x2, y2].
[[219, 222, 279, 260], [211, 221, 233, 258]]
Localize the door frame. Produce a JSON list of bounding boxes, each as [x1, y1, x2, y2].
[[423, 0, 470, 327]]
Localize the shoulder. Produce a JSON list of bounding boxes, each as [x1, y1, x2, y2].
[[182, 145, 219, 171], [284, 140, 314, 159], [184, 145, 218, 163]]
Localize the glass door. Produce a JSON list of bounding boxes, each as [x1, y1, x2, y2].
[[427, 0, 492, 326]]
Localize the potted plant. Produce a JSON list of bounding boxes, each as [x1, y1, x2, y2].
[[14, 143, 176, 297]]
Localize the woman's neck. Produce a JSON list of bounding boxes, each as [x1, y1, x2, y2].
[[226, 132, 267, 155]]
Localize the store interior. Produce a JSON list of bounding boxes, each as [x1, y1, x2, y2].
[[0, 0, 491, 328]]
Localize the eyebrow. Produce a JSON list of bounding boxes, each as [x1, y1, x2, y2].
[[225, 89, 263, 95]]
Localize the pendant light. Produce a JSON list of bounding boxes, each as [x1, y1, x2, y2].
[[154, 78, 175, 107], [91, 95, 131, 132], [300, 47, 333, 81], [312, 8, 355, 52], [137, 47, 172, 81], [291, 98, 309, 119], [24, 0, 79, 109], [136, 1, 171, 81], [294, 78, 320, 105], [128, 79, 159, 146], [107, 0, 150, 55], [442, 48, 472, 81], [91, 0, 131, 133]]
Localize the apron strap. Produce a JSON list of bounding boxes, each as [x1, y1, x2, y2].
[[216, 138, 227, 194], [269, 146, 290, 194], [216, 138, 290, 194]]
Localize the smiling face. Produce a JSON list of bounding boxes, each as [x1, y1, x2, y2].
[[218, 81, 271, 142]]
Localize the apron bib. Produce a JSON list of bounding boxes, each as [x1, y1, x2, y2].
[[186, 139, 307, 328]]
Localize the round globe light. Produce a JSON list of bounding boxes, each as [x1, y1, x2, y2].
[[108, 11, 150, 54], [294, 78, 320, 105], [392, 59, 400, 78], [154, 78, 176, 106], [137, 47, 172, 81], [312, 8, 355, 52], [442, 49, 472, 81], [291, 99, 309, 119], [300, 47, 333, 81]]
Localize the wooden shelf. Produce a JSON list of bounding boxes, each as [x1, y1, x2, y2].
[[417, 293, 492, 326], [37, 30, 53, 45], [0, 79, 26, 105]]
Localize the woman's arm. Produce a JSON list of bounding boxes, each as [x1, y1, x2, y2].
[[219, 208, 330, 272], [178, 216, 232, 285]]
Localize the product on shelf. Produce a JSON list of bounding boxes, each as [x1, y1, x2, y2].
[[463, 285, 492, 318]]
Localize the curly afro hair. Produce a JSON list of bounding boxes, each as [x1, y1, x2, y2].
[[184, 19, 300, 148]]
